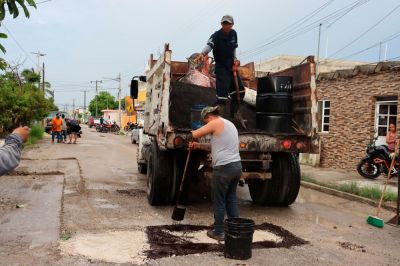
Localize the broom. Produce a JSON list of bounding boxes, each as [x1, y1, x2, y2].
[[367, 140, 399, 228]]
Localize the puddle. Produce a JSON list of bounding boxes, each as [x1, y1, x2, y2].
[[94, 198, 120, 209]]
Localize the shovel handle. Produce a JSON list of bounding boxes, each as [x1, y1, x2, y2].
[[233, 61, 240, 103], [179, 150, 191, 192]]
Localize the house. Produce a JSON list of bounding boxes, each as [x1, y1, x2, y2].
[[316, 61, 400, 170]]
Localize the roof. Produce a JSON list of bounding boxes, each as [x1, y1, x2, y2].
[[317, 61, 400, 81]]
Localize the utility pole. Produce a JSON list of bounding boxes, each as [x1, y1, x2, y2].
[[102, 73, 122, 126], [379, 41, 382, 62], [72, 98, 75, 119], [31, 51, 46, 73], [82, 90, 89, 123], [42, 62, 45, 95], [90, 80, 102, 117], [316, 23, 322, 77], [118, 72, 122, 128]]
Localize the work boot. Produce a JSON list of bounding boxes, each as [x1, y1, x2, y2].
[[207, 229, 225, 241]]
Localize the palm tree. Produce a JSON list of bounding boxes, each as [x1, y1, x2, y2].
[[21, 68, 53, 97]]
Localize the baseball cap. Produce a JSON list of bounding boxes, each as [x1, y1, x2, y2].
[[221, 15, 234, 24], [201, 106, 219, 120]]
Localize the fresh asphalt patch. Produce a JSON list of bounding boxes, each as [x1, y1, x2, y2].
[[145, 223, 308, 260]]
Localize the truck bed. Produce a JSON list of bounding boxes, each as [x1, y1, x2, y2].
[[169, 81, 301, 135]]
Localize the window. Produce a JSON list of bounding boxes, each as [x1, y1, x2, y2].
[[318, 100, 330, 133], [375, 100, 397, 137]]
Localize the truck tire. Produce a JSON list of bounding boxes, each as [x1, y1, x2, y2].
[[248, 152, 300, 206], [146, 141, 171, 205]]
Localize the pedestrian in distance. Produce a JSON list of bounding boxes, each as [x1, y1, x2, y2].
[[196, 15, 245, 120], [67, 119, 81, 144], [189, 106, 242, 241], [61, 114, 68, 143], [0, 126, 29, 176], [51, 113, 63, 143]]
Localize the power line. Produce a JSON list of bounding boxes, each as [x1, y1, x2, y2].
[[329, 2, 400, 57], [1, 23, 37, 66], [238, 0, 371, 61], [337, 30, 400, 60]]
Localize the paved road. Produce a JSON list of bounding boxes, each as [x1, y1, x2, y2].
[[0, 126, 399, 265]]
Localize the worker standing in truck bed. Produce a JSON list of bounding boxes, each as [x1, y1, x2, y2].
[[197, 15, 245, 119]]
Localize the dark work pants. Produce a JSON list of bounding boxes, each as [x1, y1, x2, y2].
[[212, 161, 242, 234], [215, 65, 245, 117]]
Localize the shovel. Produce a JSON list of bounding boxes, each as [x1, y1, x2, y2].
[[171, 149, 192, 221], [232, 61, 247, 129]]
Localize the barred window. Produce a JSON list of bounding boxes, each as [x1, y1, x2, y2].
[[318, 100, 330, 133]]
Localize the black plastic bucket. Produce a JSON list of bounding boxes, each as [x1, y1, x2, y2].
[[257, 76, 293, 94], [224, 218, 255, 260], [190, 104, 206, 130]]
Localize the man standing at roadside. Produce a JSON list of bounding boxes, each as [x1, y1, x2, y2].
[[51, 113, 62, 143], [189, 106, 242, 241], [0, 126, 29, 176], [197, 15, 245, 120]]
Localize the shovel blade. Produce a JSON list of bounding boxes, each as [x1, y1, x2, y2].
[[172, 206, 186, 221]]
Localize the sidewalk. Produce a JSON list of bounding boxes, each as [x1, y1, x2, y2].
[[301, 164, 398, 195]]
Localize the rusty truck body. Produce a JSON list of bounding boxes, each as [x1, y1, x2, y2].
[[131, 44, 319, 206]]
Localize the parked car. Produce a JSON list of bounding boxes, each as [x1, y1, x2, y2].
[[88, 116, 102, 128]]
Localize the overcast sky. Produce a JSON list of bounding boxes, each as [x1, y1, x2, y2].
[[3, 0, 400, 110]]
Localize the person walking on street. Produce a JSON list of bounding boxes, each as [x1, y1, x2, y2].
[[67, 119, 81, 144], [196, 15, 245, 119], [61, 114, 68, 143], [189, 106, 242, 241], [0, 126, 29, 176], [51, 113, 63, 143]]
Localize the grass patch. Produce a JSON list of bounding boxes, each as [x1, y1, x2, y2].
[[25, 124, 44, 146], [301, 175, 398, 202]]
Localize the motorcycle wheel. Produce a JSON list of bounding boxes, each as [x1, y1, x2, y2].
[[357, 158, 380, 179]]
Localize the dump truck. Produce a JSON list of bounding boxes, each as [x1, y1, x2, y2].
[[130, 44, 319, 206]]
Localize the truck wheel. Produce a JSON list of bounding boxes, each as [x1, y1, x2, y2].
[[146, 141, 171, 205], [248, 152, 300, 206]]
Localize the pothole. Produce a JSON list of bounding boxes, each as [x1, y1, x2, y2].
[[59, 223, 307, 263], [116, 189, 146, 197], [337, 241, 366, 253]]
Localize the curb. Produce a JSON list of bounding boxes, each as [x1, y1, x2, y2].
[[301, 181, 396, 212]]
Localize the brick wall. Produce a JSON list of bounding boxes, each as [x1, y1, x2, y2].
[[317, 69, 400, 170]]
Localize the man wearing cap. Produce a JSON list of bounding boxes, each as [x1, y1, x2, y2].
[[197, 15, 245, 120], [189, 106, 242, 241], [51, 113, 62, 143]]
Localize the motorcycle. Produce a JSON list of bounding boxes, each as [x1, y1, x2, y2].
[[357, 136, 399, 179]]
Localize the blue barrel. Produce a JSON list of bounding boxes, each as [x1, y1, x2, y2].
[[191, 104, 206, 130]]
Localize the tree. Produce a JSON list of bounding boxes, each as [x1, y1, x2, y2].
[[88, 91, 118, 116], [0, 1, 37, 70], [0, 71, 54, 130]]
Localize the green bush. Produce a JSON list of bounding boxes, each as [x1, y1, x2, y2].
[[25, 124, 44, 146]]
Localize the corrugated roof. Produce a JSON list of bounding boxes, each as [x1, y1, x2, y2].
[[317, 61, 400, 81]]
